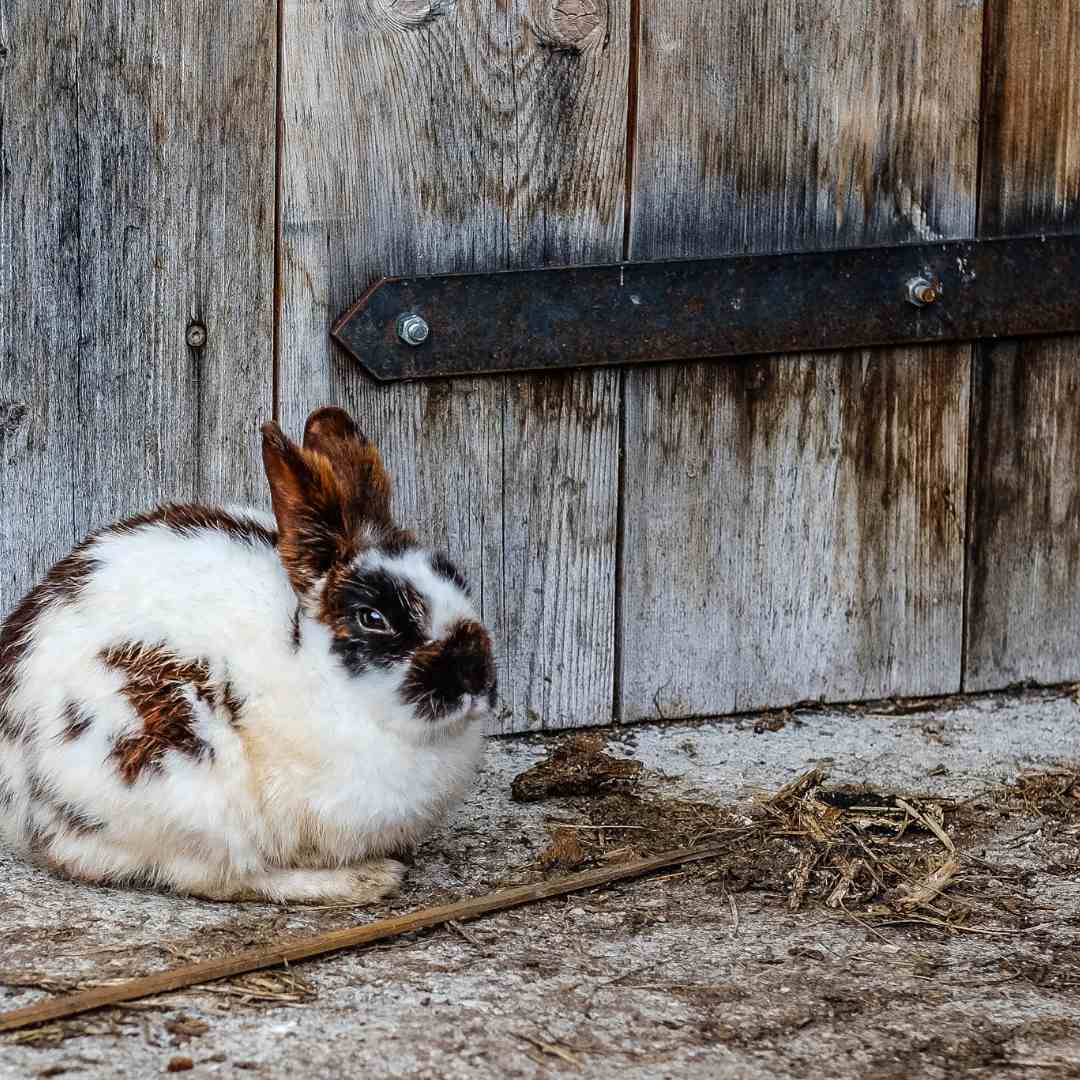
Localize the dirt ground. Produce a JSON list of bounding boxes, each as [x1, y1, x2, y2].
[[1, 687, 1079, 1079]]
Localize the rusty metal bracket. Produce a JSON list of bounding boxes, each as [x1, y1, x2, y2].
[[331, 233, 1080, 381]]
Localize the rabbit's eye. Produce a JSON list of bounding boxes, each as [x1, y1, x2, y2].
[[356, 607, 392, 634]]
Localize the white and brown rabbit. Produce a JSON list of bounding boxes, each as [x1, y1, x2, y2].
[[0, 407, 495, 902]]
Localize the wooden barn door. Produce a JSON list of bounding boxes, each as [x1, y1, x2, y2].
[[2, 1, 1077, 733], [277, 0, 1078, 731]]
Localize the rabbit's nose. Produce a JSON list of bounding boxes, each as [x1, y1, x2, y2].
[[442, 621, 496, 696]]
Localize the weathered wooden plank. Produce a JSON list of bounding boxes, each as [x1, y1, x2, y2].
[[619, 0, 981, 720], [0, 3, 81, 612], [279, 1, 627, 731], [964, 0, 1080, 690], [966, 349, 1080, 689], [72, 2, 276, 533], [0, 3, 276, 617]]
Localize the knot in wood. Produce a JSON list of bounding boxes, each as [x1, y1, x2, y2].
[[366, 0, 456, 32], [0, 402, 28, 438], [538, 0, 606, 52], [185, 322, 207, 349]]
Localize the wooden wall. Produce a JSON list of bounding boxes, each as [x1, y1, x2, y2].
[[0, 2, 275, 594], [1, 0, 1076, 733]]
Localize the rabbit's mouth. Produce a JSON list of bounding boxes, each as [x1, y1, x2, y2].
[[419, 690, 495, 734], [441, 691, 492, 724]]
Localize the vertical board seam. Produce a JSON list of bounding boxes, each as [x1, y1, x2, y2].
[[960, 351, 978, 693], [974, 0, 995, 239], [961, 0, 996, 691], [621, 0, 640, 264], [500, 378, 509, 732], [612, 371, 627, 722], [72, 5, 83, 544], [271, 0, 285, 423], [612, 0, 641, 722]]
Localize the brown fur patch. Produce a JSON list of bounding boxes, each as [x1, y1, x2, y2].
[[0, 542, 99, 742], [111, 503, 277, 547], [262, 409, 406, 603], [0, 505, 268, 745], [301, 407, 394, 533], [262, 422, 357, 597], [380, 528, 419, 556], [101, 643, 240, 784], [59, 701, 94, 742]]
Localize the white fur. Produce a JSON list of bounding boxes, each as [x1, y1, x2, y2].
[[0, 514, 486, 902]]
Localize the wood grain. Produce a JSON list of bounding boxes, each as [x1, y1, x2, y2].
[[619, 0, 982, 720], [72, 2, 276, 533], [279, 0, 628, 731], [0, 2, 276, 617], [0, 2, 82, 612], [964, 0, 1080, 690]]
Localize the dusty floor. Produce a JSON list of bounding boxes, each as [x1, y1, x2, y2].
[[1, 688, 1079, 1079]]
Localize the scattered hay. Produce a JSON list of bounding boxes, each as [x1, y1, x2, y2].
[[535, 793, 741, 871], [1000, 766, 1080, 824], [511, 734, 643, 802], [526, 761, 978, 928], [752, 770, 971, 924], [195, 969, 316, 1006], [535, 827, 589, 871]]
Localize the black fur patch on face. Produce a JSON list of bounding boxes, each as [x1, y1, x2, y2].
[[431, 552, 470, 596], [400, 619, 496, 723], [291, 606, 302, 651], [325, 566, 429, 677]]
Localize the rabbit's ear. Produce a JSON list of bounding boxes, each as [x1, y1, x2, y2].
[[302, 407, 393, 533], [261, 422, 351, 597]]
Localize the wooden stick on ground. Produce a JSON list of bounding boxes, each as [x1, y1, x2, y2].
[[0, 844, 726, 1034]]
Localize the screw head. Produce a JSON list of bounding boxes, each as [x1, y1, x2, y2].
[[396, 313, 430, 346], [906, 277, 938, 307], [185, 321, 207, 349]]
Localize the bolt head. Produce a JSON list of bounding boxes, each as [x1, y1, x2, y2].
[[906, 277, 938, 307], [396, 313, 430, 346], [185, 322, 207, 349]]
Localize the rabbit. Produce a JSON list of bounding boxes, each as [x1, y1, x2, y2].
[[0, 406, 495, 903]]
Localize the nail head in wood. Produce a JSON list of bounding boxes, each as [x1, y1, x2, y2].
[[185, 322, 207, 349]]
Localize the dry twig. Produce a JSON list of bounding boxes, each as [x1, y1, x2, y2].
[[0, 844, 726, 1035]]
